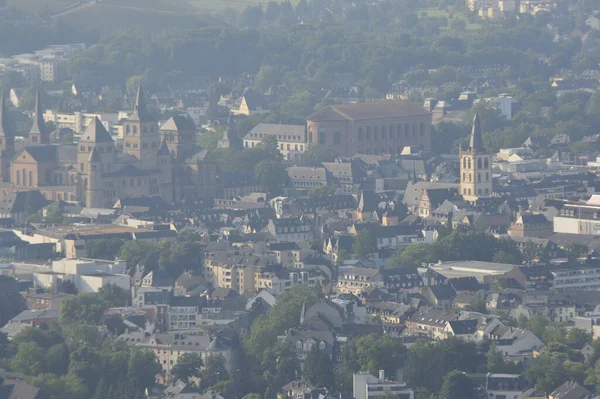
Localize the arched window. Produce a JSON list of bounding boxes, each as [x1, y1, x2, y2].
[[22, 169, 27, 186], [133, 126, 137, 135], [319, 132, 326, 144], [28, 171, 32, 186], [467, 158, 472, 169], [334, 131, 341, 145], [486, 172, 490, 181], [16, 170, 20, 186], [463, 157, 467, 168], [477, 158, 482, 169], [484, 157, 489, 168], [126, 125, 130, 135]]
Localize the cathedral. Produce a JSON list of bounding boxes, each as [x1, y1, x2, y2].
[[459, 113, 493, 202], [0, 86, 217, 208]]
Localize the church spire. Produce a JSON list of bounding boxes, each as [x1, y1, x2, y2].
[[129, 84, 149, 121], [0, 91, 11, 138], [468, 113, 485, 152], [300, 300, 306, 325], [29, 89, 49, 145]]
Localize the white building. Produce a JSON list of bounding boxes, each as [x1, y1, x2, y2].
[[553, 196, 600, 235], [353, 370, 414, 399]]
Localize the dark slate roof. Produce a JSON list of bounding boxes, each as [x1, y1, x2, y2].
[[82, 117, 113, 143], [429, 285, 456, 301], [157, 139, 170, 156], [170, 296, 200, 307], [29, 90, 48, 136], [448, 277, 482, 292], [307, 99, 430, 122], [268, 242, 300, 251], [358, 191, 378, 212], [104, 164, 158, 177], [89, 146, 101, 162], [0, 92, 13, 138], [0, 381, 50, 399], [160, 115, 196, 132], [448, 319, 478, 335], [519, 214, 549, 224], [425, 188, 457, 207], [22, 145, 57, 163], [4, 191, 49, 214], [467, 113, 485, 152]]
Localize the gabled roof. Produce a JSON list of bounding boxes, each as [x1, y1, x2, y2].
[[307, 99, 431, 122], [358, 191, 378, 213], [82, 117, 113, 143], [160, 115, 196, 132], [21, 145, 57, 163], [447, 319, 478, 335]]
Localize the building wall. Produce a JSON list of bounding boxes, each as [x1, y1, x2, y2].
[[306, 116, 431, 157]]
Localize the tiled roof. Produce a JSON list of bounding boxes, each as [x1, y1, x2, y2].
[[307, 99, 430, 122]]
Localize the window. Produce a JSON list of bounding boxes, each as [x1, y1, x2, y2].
[[334, 131, 341, 145], [420, 122, 425, 136], [382, 126, 387, 138], [133, 126, 137, 135], [463, 157, 467, 168], [374, 127, 378, 140], [22, 169, 27, 186], [126, 125, 130, 135], [404, 123, 409, 137], [478, 173, 481, 182], [467, 158, 472, 169], [358, 128, 364, 141], [477, 158, 482, 169], [412, 124, 416, 136], [319, 132, 326, 144], [16, 170, 20, 185], [309, 131, 313, 143], [484, 157, 489, 168], [80, 163, 84, 172]]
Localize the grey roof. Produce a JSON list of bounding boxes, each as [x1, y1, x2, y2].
[[103, 164, 158, 177], [550, 381, 591, 399], [160, 115, 196, 132], [0, 381, 50, 399], [468, 113, 485, 152], [307, 99, 430, 122], [429, 285, 457, 301], [21, 145, 57, 163], [81, 117, 113, 143], [287, 166, 328, 183], [57, 145, 77, 163], [448, 319, 478, 335], [9, 309, 59, 322], [358, 191, 378, 212]]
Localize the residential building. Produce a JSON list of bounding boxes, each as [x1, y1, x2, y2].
[[243, 123, 307, 160], [203, 251, 269, 294], [553, 196, 600, 235], [118, 331, 232, 375], [551, 266, 600, 292], [306, 99, 432, 156], [337, 267, 382, 295], [168, 296, 199, 331], [40, 59, 65, 83], [267, 217, 313, 242], [508, 213, 553, 238], [353, 370, 414, 399]]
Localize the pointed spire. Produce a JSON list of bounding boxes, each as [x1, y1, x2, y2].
[[412, 160, 417, 184], [89, 146, 101, 163], [29, 89, 47, 136], [83, 117, 113, 143], [0, 91, 11, 138], [129, 84, 149, 121], [469, 113, 485, 152], [300, 300, 306, 325], [157, 137, 170, 156]]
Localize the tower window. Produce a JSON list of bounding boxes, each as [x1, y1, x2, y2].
[[484, 158, 489, 168], [467, 158, 472, 169], [477, 158, 482, 169]]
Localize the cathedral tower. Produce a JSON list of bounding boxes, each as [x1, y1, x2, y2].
[[123, 85, 160, 168], [86, 146, 104, 208], [460, 114, 492, 202], [29, 89, 50, 145], [0, 92, 15, 182]]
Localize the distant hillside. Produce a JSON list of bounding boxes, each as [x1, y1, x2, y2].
[[188, 0, 298, 13], [51, 1, 224, 33], [7, 0, 78, 14]]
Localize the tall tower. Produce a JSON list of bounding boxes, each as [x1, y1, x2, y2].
[[29, 89, 50, 145], [123, 85, 160, 168], [460, 114, 492, 202], [86, 147, 104, 208], [0, 92, 15, 182], [156, 138, 173, 203]]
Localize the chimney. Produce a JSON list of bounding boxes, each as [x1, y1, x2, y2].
[[379, 370, 385, 383]]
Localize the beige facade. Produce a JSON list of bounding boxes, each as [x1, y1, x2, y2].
[[306, 100, 432, 157], [460, 114, 492, 202]]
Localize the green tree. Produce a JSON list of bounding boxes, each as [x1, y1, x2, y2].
[[390, 243, 436, 267], [200, 355, 229, 390], [439, 370, 478, 399], [304, 346, 334, 389], [12, 342, 46, 375], [85, 239, 124, 260], [59, 293, 107, 326], [486, 345, 520, 373], [97, 283, 130, 308], [352, 229, 377, 259], [308, 185, 336, 200], [172, 352, 204, 384], [118, 240, 161, 271], [45, 343, 70, 376], [242, 394, 262, 399], [128, 350, 161, 391], [254, 160, 290, 197]]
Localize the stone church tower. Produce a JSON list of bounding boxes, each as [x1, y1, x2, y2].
[[460, 114, 492, 202], [29, 90, 50, 145], [86, 146, 103, 208], [0, 92, 15, 183], [123, 85, 160, 168]]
